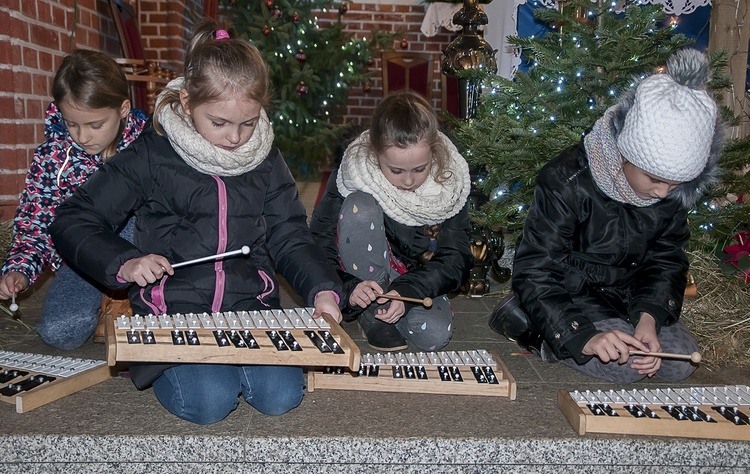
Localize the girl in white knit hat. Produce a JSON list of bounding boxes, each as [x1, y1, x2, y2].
[[489, 49, 723, 383], [311, 91, 473, 352]]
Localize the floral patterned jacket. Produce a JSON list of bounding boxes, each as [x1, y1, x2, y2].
[[1, 103, 148, 286]]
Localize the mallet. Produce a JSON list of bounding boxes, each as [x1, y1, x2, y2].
[[172, 246, 251, 269], [374, 293, 433, 308]]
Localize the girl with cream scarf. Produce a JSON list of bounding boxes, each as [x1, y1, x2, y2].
[[311, 91, 473, 352]]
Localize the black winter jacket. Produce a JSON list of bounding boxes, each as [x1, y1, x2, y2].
[[310, 168, 473, 320], [51, 126, 343, 387], [513, 143, 694, 364]]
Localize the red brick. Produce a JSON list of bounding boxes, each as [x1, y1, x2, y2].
[[31, 73, 49, 96], [30, 24, 59, 50], [38, 2, 53, 24], [9, 123, 35, 144], [22, 47, 39, 69], [10, 17, 29, 42], [20, 0, 36, 18], [0, 97, 16, 119]]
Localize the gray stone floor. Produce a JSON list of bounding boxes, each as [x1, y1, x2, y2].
[[0, 182, 747, 472]]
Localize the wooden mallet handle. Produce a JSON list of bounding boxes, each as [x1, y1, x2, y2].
[[630, 350, 702, 363], [375, 293, 433, 308]]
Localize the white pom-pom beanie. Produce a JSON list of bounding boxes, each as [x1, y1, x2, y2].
[[616, 68, 717, 182]]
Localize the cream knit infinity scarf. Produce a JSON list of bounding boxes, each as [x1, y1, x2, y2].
[[156, 78, 273, 177], [584, 106, 659, 207], [337, 130, 471, 226]]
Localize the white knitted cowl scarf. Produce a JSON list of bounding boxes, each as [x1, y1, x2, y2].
[[337, 130, 471, 226], [155, 78, 273, 176]]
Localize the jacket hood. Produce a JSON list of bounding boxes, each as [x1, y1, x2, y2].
[[43, 102, 149, 156]]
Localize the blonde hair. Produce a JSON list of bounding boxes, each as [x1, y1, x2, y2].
[[368, 90, 451, 184], [52, 49, 130, 161], [153, 18, 270, 134]]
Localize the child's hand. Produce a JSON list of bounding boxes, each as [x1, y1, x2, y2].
[[0, 272, 29, 299], [312, 291, 342, 323], [349, 280, 384, 309], [375, 292, 405, 324], [630, 312, 662, 377], [118, 255, 173, 287], [582, 330, 649, 365]]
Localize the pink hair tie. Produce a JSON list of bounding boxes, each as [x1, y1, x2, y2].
[[215, 29, 230, 40]]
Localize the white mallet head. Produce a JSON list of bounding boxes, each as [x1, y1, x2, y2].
[[241, 245, 250, 255]]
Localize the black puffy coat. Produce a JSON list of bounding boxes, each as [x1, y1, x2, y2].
[[51, 126, 343, 387], [512, 143, 694, 364], [310, 168, 473, 320]]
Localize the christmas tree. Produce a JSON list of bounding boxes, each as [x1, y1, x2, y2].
[[451, 0, 750, 250], [222, 0, 392, 175]]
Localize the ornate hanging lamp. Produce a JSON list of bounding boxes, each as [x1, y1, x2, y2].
[[440, 0, 498, 120]]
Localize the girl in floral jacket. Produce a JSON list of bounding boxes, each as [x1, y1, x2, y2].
[[0, 50, 147, 350]]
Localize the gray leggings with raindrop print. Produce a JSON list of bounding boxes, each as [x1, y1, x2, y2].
[[337, 191, 453, 351]]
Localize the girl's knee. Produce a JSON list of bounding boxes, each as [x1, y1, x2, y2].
[[656, 361, 698, 382], [174, 398, 237, 425], [341, 192, 382, 224], [404, 323, 452, 351], [242, 366, 304, 415], [153, 366, 241, 425], [37, 329, 88, 351], [250, 388, 304, 416]]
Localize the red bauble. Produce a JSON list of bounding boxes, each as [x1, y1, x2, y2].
[[271, 7, 282, 18], [339, 3, 348, 14], [362, 83, 371, 93], [400, 39, 408, 49], [262, 25, 271, 36], [265, 0, 273, 7], [296, 81, 308, 96], [294, 49, 306, 63], [367, 57, 374, 66], [293, 12, 300, 24]]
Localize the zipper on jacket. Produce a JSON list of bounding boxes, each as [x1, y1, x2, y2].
[[211, 176, 229, 312]]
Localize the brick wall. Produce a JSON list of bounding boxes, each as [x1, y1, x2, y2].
[[0, 0, 456, 221], [315, 1, 456, 126]]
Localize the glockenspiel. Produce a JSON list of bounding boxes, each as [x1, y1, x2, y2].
[[106, 308, 361, 371], [558, 385, 750, 440], [0, 350, 114, 413], [308, 349, 516, 399]]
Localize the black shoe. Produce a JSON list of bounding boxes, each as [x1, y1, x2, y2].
[[489, 294, 556, 362], [488, 293, 531, 341], [360, 319, 408, 352]]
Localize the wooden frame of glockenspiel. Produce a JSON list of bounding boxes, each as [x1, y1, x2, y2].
[[557, 385, 750, 440], [105, 311, 361, 371], [308, 349, 516, 399], [0, 351, 114, 413]]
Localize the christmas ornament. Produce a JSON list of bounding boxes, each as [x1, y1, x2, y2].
[[261, 25, 271, 36], [362, 83, 371, 93], [296, 81, 308, 96], [271, 7, 282, 19], [400, 39, 408, 49], [265, 0, 273, 7], [339, 3, 348, 14], [367, 57, 374, 66], [293, 12, 300, 24], [294, 49, 307, 63]]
